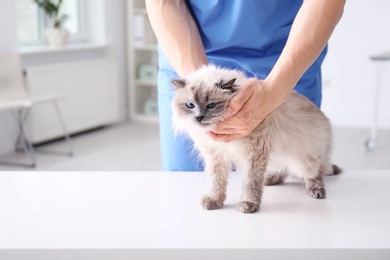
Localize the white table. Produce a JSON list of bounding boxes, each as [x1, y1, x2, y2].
[[0, 171, 389, 260]]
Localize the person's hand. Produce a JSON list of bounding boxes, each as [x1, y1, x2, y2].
[[207, 78, 286, 143]]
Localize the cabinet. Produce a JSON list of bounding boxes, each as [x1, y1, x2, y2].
[[127, 0, 159, 123]]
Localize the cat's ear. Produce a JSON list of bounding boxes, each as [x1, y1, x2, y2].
[[171, 78, 186, 90], [219, 78, 238, 92]]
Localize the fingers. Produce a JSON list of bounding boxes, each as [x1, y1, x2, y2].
[[226, 80, 255, 116], [215, 116, 246, 131], [215, 109, 256, 134], [212, 78, 264, 142], [212, 119, 254, 136], [209, 126, 254, 138], [207, 131, 244, 143], [210, 128, 237, 135], [209, 113, 256, 141]]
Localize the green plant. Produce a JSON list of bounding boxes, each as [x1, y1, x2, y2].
[[33, 0, 69, 29]]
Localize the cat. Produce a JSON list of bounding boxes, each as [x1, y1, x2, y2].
[[171, 64, 341, 214]]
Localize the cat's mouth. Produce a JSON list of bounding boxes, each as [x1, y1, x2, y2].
[[195, 121, 216, 130], [194, 116, 210, 126], [193, 116, 221, 129], [197, 121, 211, 126]]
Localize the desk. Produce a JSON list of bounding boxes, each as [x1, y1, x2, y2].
[[366, 50, 390, 150], [0, 171, 389, 259]]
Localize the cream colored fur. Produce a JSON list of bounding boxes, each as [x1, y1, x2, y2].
[[171, 64, 339, 213]]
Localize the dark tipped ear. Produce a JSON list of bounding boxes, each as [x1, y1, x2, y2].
[[171, 78, 186, 90], [218, 78, 238, 92]]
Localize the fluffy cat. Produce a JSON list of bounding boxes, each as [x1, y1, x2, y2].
[[171, 64, 341, 213]]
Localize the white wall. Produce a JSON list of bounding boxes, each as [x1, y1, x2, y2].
[[21, 0, 128, 121], [2, 0, 389, 156], [322, 0, 390, 129], [0, 0, 128, 155]]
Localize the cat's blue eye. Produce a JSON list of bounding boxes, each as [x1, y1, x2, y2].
[[207, 102, 217, 109], [186, 102, 195, 109]]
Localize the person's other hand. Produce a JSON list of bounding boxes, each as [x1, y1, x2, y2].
[[207, 78, 284, 143]]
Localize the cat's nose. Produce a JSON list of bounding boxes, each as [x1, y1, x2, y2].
[[195, 115, 205, 122]]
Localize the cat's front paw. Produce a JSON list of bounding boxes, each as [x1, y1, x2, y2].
[[201, 195, 224, 210], [307, 187, 326, 199], [237, 201, 259, 213]]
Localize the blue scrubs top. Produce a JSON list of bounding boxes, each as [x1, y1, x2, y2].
[[157, 0, 327, 171]]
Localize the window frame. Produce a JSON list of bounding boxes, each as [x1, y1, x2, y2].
[[17, 0, 89, 47]]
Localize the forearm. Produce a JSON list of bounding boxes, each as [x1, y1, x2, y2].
[[145, 0, 208, 77], [266, 0, 346, 104]]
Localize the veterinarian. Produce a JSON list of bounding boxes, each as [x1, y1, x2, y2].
[[145, 0, 345, 171]]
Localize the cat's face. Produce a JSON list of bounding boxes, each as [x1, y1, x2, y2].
[[171, 78, 237, 131]]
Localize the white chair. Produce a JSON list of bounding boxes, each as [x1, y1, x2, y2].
[[0, 53, 73, 167], [0, 102, 35, 167]]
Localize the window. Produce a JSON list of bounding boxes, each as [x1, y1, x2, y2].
[[16, 0, 87, 46]]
